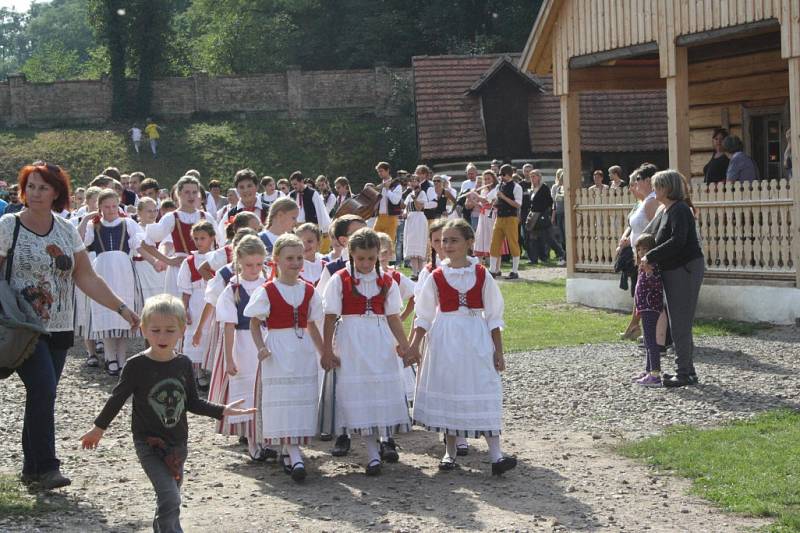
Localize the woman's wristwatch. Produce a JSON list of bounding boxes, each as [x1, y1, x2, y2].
[[117, 302, 128, 315]]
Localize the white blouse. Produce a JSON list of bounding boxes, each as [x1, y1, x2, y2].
[[145, 210, 209, 247], [204, 263, 233, 306], [414, 263, 504, 332], [322, 268, 402, 316], [243, 280, 323, 324], [216, 275, 267, 325], [176, 250, 210, 295]]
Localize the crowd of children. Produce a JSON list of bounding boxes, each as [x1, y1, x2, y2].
[[58, 164, 518, 532]]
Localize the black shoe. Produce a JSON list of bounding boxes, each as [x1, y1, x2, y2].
[[490, 271, 501, 279], [379, 439, 399, 463], [104, 360, 120, 377], [491, 456, 517, 476], [662, 374, 695, 388], [410, 275, 419, 282], [456, 444, 469, 457], [662, 372, 698, 386], [506, 272, 519, 280], [20, 472, 38, 485], [253, 447, 278, 462], [438, 459, 458, 471], [365, 459, 382, 476], [331, 435, 351, 457], [290, 462, 307, 483], [319, 433, 333, 442], [38, 469, 71, 490]]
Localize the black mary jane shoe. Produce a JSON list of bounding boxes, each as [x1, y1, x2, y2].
[[438, 459, 458, 471], [365, 459, 382, 476], [290, 463, 307, 483], [456, 444, 469, 457], [85, 354, 99, 368], [491, 456, 518, 476], [331, 435, 351, 457], [662, 373, 697, 388], [379, 439, 399, 463], [104, 360, 120, 377]]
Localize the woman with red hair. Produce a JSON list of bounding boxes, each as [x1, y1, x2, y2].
[[0, 163, 140, 490]]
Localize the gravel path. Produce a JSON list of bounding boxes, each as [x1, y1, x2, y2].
[[1, 326, 796, 532]]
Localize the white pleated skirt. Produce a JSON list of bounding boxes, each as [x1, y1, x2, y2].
[[413, 311, 502, 437], [182, 289, 210, 366], [225, 328, 260, 424], [254, 328, 319, 445], [134, 260, 166, 307], [330, 315, 411, 437], [90, 251, 139, 339], [403, 212, 428, 260]]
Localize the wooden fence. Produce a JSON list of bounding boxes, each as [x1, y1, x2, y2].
[[573, 179, 795, 280]]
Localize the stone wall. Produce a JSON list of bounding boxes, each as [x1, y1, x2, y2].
[[1, 65, 412, 127]]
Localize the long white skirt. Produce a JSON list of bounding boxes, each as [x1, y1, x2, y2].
[[182, 290, 210, 367], [254, 328, 319, 445], [403, 212, 428, 260], [474, 211, 496, 257], [164, 253, 187, 297], [135, 260, 166, 306], [413, 311, 502, 437], [74, 286, 91, 339], [225, 328, 260, 425], [330, 316, 411, 437], [90, 251, 139, 339]]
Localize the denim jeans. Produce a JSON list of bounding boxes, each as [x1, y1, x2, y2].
[[16, 338, 68, 477], [135, 440, 186, 533]]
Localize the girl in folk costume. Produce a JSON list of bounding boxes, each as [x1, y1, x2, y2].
[[244, 234, 325, 482], [216, 169, 268, 248], [258, 197, 299, 260], [176, 221, 217, 381], [295, 223, 327, 285], [133, 197, 167, 304], [403, 173, 429, 280], [472, 170, 499, 260], [73, 186, 102, 367], [198, 211, 261, 282], [84, 189, 146, 376], [410, 219, 516, 475], [203, 229, 259, 403], [214, 235, 269, 458], [141, 175, 212, 297], [315, 175, 337, 254], [320, 228, 421, 475], [259, 176, 284, 214]]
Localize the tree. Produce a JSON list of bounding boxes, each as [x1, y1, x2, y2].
[[126, 0, 175, 116], [20, 41, 83, 82], [0, 8, 30, 79], [88, 0, 128, 118]]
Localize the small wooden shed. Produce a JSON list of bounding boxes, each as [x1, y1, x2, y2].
[[519, 0, 800, 324]]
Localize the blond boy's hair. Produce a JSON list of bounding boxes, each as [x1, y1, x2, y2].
[[141, 294, 187, 329]]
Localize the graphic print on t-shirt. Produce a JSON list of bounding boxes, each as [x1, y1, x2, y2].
[[147, 378, 187, 428]]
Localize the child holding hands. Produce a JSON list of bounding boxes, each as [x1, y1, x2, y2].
[[80, 294, 255, 533]]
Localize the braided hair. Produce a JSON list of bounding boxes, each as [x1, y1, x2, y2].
[[427, 218, 448, 270], [347, 227, 387, 299]]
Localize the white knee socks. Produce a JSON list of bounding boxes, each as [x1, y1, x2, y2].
[[287, 444, 302, 466], [364, 437, 380, 463], [485, 435, 503, 463], [511, 256, 520, 273], [443, 435, 457, 462], [489, 257, 499, 272]]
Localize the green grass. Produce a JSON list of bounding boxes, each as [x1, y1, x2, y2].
[[0, 474, 62, 517], [0, 114, 417, 188], [619, 411, 800, 532], [400, 277, 764, 353]]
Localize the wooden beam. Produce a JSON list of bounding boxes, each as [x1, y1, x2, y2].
[[568, 64, 665, 91], [560, 93, 581, 277], [666, 46, 691, 178], [789, 56, 800, 287], [568, 42, 659, 69], [676, 19, 780, 47]]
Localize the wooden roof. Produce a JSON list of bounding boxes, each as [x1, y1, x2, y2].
[[413, 54, 667, 162]]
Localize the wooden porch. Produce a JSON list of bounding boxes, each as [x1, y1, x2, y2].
[[519, 0, 800, 292]]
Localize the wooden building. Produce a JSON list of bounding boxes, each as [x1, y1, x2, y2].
[[520, 0, 800, 324], [412, 54, 668, 179]]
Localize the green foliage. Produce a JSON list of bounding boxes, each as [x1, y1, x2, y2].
[[0, 114, 418, 189], [26, 0, 94, 62], [0, 8, 29, 78], [20, 42, 84, 82], [619, 410, 800, 532]]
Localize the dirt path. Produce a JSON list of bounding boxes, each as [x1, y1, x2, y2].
[[3, 326, 794, 532]]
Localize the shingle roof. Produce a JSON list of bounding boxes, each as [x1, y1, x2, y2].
[[413, 54, 668, 161]]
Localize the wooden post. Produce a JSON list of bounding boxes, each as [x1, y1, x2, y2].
[[560, 92, 581, 276], [666, 46, 691, 178], [788, 57, 800, 288]]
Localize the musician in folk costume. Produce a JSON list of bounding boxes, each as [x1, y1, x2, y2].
[[289, 171, 331, 234]]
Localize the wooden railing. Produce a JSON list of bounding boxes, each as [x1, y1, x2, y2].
[[572, 179, 796, 281]]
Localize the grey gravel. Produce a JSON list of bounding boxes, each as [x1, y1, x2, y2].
[[1, 327, 796, 532]]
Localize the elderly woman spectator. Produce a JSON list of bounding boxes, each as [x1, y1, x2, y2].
[[550, 169, 566, 251], [616, 163, 659, 339], [723, 135, 759, 184], [640, 170, 704, 387], [703, 128, 729, 185], [0, 164, 140, 489]]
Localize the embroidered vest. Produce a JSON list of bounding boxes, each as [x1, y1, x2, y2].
[[339, 270, 392, 315], [171, 211, 205, 255], [495, 181, 518, 218], [325, 257, 347, 275], [218, 265, 234, 285], [291, 188, 318, 224], [232, 284, 253, 330], [227, 204, 267, 225], [186, 255, 207, 283], [89, 221, 129, 256], [264, 281, 314, 329], [432, 264, 486, 312], [258, 232, 275, 253], [385, 185, 403, 216]]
